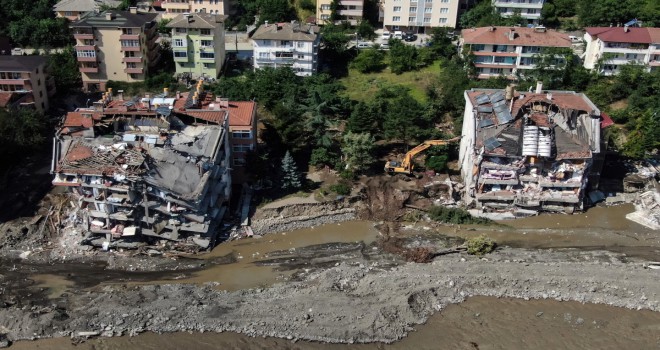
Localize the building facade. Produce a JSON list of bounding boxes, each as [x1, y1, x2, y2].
[[583, 26, 660, 75], [382, 0, 460, 33], [0, 56, 55, 112], [458, 83, 608, 214], [460, 26, 571, 79], [161, 0, 228, 18], [316, 0, 365, 25], [71, 9, 160, 92], [491, 0, 544, 25], [53, 0, 121, 21], [251, 22, 320, 77], [168, 13, 226, 80]]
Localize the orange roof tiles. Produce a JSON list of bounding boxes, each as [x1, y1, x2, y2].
[[227, 101, 256, 126], [0, 92, 14, 108], [461, 27, 571, 47], [65, 144, 93, 162], [586, 26, 655, 44], [63, 111, 98, 128]]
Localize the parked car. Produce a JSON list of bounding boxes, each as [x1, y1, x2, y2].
[[357, 41, 374, 49], [403, 32, 418, 42], [381, 31, 391, 41], [393, 30, 403, 39], [379, 43, 390, 50], [569, 35, 581, 43]]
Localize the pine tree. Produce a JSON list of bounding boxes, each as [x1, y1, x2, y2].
[[342, 132, 376, 174], [280, 151, 302, 190]]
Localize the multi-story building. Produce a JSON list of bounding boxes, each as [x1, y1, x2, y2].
[[382, 0, 460, 33], [53, 0, 121, 21], [316, 0, 365, 25], [251, 21, 320, 77], [70, 8, 160, 92], [460, 26, 571, 79], [458, 83, 609, 214], [491, 0, 544, 25], [0, 56, 55, 112], [167, 13, 226, 80], [583, 26, 660, 75], [161, 0, 228, 19]]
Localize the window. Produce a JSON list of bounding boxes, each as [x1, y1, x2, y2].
[[122, 28, 134, 35], [491, 68, 503, 74], [126, 62, 137, 68], [321, 4, 330, 10], [233, 157, 246, 166], [275, 51, 293, 58], [120, 40, 139, 47], [298, 54, 305, 59], [441, 0, 449, 2], [175, 28, 187, 34], [262, 40, 271, 45], [424, 7, 432, 13], [320, 14, 329, 20], [440, 7, 448, 13], [409, 16, 416, 22], [200, 29, 211, 35], [201, 40, 213, 47], [425, 0, 433, 2], [233, 144, 253, 153], [409, 7, 417, 12], [200, 52, 215, 59], [393, 6, 401, 11], [174, 51, 187, 58], [297, 42, 305, 48], [83, 39, 94, 45], [472, 44, 485, 51], [423, 17, 430, 23], [259, 52, 269, 58], [203, 63, 214, 68], [37, 79, 41, 86], [625, 53, 637, 60], [392, 16, 400, 22], [64, 11, 74, 16], [527, 9, 537, 14], [76, 50, 96, 58], [39, 91, 43, 97], [280, 40, 291, 46], [173, 38, 185, 47], [438, 17, 447, 23], [232, 130, 252, 139]]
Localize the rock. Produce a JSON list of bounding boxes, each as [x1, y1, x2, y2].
[[536, 312, 544, 317]]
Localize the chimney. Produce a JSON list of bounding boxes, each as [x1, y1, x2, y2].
[[129, 6, 137, 14], [176, 90, 181, 99], [187, 14, 193, 23], [107, 87, 113, 101], [508, 29, 516, 41], [163, 87, 169, 96], [117, 90, 124, 101], [624, 25, 629, 32], [265, 20, 269, 27], [535, 81, 543, 94], [546, 92, 553, 100], [105, 12, 113, 21], [489, 26, 495, 32], [505, 84, 515, 100], [93, 101, 104, 112]]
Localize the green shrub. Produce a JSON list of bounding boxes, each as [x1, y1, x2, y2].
[[329, 181, 351, 195], [428, 206, 492, 225], [466, 235, 496, 256]]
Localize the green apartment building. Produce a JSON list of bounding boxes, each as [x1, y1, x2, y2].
[[167, 13, 226, 80]]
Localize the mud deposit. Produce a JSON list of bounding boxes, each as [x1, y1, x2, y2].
[[10, 296, 660, 350]]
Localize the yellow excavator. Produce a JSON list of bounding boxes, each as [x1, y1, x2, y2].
[[384, 137, 461, 175]]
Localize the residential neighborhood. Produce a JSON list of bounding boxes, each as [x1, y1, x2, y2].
[[0, 0, 658, 348]]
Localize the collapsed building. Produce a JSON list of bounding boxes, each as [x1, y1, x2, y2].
[[51, 82, 257, 250], [459, 82, 611, 214]]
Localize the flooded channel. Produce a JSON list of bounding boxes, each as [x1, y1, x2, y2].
[[12, 296, 660, 350]]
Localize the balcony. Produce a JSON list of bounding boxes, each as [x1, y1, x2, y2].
[[75, 45, 96, 51], [603, 46, 649, 54], [73, 32, 94, 40], [120, 34, 140, 40], [122, 56, 143, 63], [338, 9, 363, 16], [124, 67, 144, 74], [0, 78, 28, 85], [494, 0, 544, 8], [76, 56, 97, 62], [79, 66, 99, 73], [341, 0, 362, 6], [162, 1, 189, 9], [121, 45, 141, 52]]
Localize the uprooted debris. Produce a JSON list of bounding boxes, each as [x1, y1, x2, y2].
[[626, 189, 660, 230]]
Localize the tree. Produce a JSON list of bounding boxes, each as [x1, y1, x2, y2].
[[428, 27, 457, 59], [425, 145, 449, 172], [342, 132, 376, 173], [0, 108, 48, 163], [47, 46, 82, 94], [389, 40, 417, 74], [459, 0, 504, 28], [347, 101, 377, 134], [329, 0, 340, 22], [257, 0, 296, 24], [383, 94, 428, 145], [157, 19, 172, 35], [280, 151, 302, 190], [356, 20, 376, 40], [350, 48, 385, 73]]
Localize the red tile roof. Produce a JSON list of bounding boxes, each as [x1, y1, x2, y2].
[[648, 28, 660, 44], [180, 110, 226, 124], [600, 112, 614, 129], [227, 101, 256, 126], [585, 27, 653, 44], [65, 144, 93, 162], [0, 92, 14, 108], [461, 27, 571, 47], [63, 111, 97, 128]]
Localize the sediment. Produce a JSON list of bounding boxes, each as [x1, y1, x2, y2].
[[251, 200, 359, 235], [1, 247, 658, 344]]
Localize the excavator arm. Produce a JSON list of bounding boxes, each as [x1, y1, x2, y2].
[[384, 136, 461, 175]]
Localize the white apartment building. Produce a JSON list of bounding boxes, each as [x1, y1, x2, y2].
[[382, 0, 460, 33], [460, 26, 571, 79], [492, 0, 544, 25], [317, 0, 365, 25], [161, 0, 228, 19], [583, 26, 660, 76], [251, 22, 320, 77]]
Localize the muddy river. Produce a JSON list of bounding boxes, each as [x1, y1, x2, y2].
[[6, 205, 660, 349]]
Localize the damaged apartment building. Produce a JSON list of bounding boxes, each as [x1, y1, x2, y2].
[[51, 81, 257, 250], [459, 82, 611, 214]]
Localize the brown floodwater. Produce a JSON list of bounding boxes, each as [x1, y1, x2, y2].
[[12, 296, 660, 350]]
